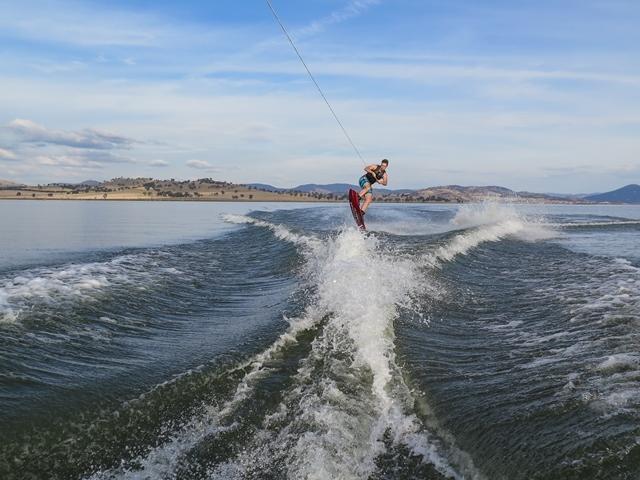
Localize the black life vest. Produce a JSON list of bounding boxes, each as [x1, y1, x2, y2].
[[366, 165, 385, 185]]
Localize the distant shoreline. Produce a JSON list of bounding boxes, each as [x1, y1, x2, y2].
[[0, 197, 618, 205], [2, 177, 637, 204], [0, 197, 336, 203]]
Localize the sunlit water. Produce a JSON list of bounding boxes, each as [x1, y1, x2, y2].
[[1, 200, 639, 479]]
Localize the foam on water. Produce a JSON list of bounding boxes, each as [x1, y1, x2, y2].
[[495, 254, 640, 416], [90, 218, 476, 479], [223, 213, 321, 251], [0, 289, 18, 324], [552, 219, 640, 228], [277, 230, 429, 478], [86, 219, 324, 479], [596, 353, 640, 373], [205, 226, 472, 478], [363, 208, 453, 236], [423, 203, 555, 266], [0, 254, 162, 324], [5, 203, 640, 479], [88, 300, 328, 480], [569, 258, 640, 325], [570, 260, 640, 412]]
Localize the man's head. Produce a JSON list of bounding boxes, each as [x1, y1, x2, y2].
[[380, 159, 389, 171]]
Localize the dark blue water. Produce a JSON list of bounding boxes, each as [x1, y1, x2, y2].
[[1, 200, 639, 479]]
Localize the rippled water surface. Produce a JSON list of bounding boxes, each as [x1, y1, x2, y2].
[[1, 200, 639, 479]]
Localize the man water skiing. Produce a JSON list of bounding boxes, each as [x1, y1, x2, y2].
[[358, 159, 389, 214]]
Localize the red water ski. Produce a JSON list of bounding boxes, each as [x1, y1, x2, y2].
[[348, 189, 366, 230]]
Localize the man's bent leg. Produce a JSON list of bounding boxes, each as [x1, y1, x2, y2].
[[358, 183, 371, 198], [361, 194, 373, 213]]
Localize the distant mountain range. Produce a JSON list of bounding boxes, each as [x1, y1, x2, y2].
[[250, 183, 564, 202], [78, 179, 101, 187], [3, 177, 639, 204], [249, 183, 426, 196], [250, 183, 640, 204], [584, 184, 640, 204]]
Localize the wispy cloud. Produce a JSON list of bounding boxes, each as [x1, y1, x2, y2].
[[6, 119, 138, 149], [294, 0, 381, 38], [34, 151, 135, 168], [255, 0, 381, 53], [201, 57, 640, 87], [0, 0, 253, 49], [186, 159, 218, 171], [0, 0, 163, 47], [35, 154, 103, 169], [1, 119, 140, 179], [0, 147, 17, 160], [148, 159, 169, 167]]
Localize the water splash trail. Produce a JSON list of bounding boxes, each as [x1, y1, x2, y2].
[[423, 203, 555, 267], [89, 218, 477, 479]]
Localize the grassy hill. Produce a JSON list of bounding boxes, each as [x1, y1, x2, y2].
[[0, 177, 341, 202]]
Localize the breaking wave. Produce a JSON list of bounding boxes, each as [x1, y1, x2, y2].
[[423, 203, 555, 266]]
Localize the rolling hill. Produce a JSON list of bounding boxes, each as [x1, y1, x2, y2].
[[249, 182, 415, 196], [584, 184, 640, 204]]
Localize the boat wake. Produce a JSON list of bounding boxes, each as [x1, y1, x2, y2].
[[423, 203, 555, 266], [88, 217, 488, 479]]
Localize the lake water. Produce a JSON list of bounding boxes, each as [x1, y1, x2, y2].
[[1, 200, 639, 479]]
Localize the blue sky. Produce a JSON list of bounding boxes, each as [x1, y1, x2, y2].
[[0, 0, 638, 192]]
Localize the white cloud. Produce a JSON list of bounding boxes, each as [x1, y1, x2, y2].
[[33, 150, 135, 168], [0, 0, 164, 47], [256, 0, 381, 53], [35, 154, 102, 169], [201, 57, 640, 87], [1, 73, 637, 190], [0, 0, 254, 49], [186, 159, 217, 170], [294, 0, 381, 38], [148, 159, 169, 167], [28, 60, 87, 74], [6, 119, 137, 149], [0, 147, 17, 160]]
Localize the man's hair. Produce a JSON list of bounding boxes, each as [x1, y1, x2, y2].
[[381, 159, 389, 165]]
